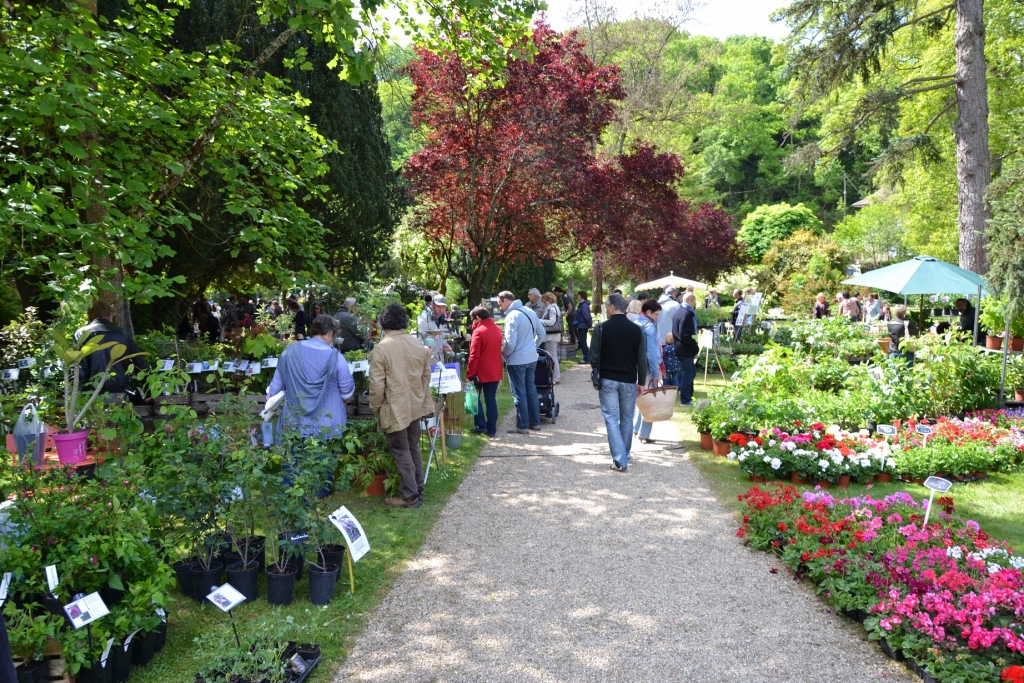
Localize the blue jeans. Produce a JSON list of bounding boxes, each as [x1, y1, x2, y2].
[[575, 327, 589, 362], [473, 381, 499, 436], [600, 379, 636, 468], [633, 406, 653, 440], [507, 362, 540, 429], [678, 355, 696, 404], [889, 351, 915, 368]]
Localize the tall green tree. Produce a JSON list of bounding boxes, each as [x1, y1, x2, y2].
[[776, 0, 991, 273]]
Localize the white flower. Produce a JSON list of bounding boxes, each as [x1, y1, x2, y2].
[[831, 454, 844, 465], [781, 441, 796, 452], [946, 547, 963, 559], [763, 456, 771, 463], [1010, 556, 1024, 569], [859, 429, 870, 437], [768, 439, 777, 447], [886, 458, 896, 469], [770, 458, 782, 470], [988, 562, 1002, 574], [818, 459, 829, 470], [737, 453, 747, 462], [756, 448, 765, 455]]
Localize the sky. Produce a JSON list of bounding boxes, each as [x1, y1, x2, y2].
[[541, 0, 792, 41]]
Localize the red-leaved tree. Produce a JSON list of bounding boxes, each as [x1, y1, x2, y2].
[[406, 22, 624, 303], [407, 22, 741, 302]]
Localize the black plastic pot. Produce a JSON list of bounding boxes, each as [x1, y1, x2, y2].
[[226, 560, 260, 601], [112, 640, 133, 683], [189, 562, 224, 602], [77, 660, 112, 683], [15, 659, 47, 683], [172, 557, 198, 597], [297, 643, 320, 661], [307, 563, 339, 605], [154, 620, 168, 652], [285, 557, 304, 581], [878, 638, 904, 662], [100, 575, 127, 607], [319, 544, 346, 570], [265, 566, 298, 606], [132, 629, 157, 667]]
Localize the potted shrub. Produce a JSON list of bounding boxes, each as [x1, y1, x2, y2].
[[49, 328, 144, 463], [1010, 315, 1024, 352], [978, 300, 1006, 350], [4, 602, 58, 683], [692, 402, 715, 450], [339, 421, 398, 497]]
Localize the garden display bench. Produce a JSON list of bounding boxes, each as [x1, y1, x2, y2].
[[5, 431, 108, 473]]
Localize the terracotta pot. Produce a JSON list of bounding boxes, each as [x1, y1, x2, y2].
[[838, 474, 851, 490], [1015, 389, 1024, 402], [1010, 337, 1024, 352], [913, 477, 926, 485], [712, 440, 731, 456], [875, 472, 892, 483], [748, 474, 767, 483], [790, 472, 808, 485], [986, 335, 1004, 350], [815, 480, 831, 490], [364, 473, 387, 497], [699, 432, 713, 451], [876, 338, 891, 354]]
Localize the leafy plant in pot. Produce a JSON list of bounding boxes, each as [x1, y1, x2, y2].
[[339, 420, 399, 496], [978, 299, 1006, 350], [292, 441, 342, 605], [49, 327, 145, 464], [257, 434, 311, 606], [4, 602, 59, 683], [193, 616, 290, 683], [222, 435, 270, 601]]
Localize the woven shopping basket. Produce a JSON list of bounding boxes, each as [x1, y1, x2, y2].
[[635, 383, 678, 422]]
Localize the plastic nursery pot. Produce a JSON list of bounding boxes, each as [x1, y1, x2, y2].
[[319, 543, 346, 570], [226, 560, 260, 601], [712, 440, 731, 456], [875, 472, 892, 483], [52, 429, 89, 464], [76, 660, 112, 683], [308, 562, 340, 605], [445, 433, 462, 450], [189, 562, 224, 602], [112, 640, 133, 683], [100, 575, 127, 607], [748, 474, 767, 483], [131, 629, 157, 667], [15, 659, 47, 683], [296, 643, 321, 661], [986, 335, 1004, 350], [790, 472, 808, 485], [365, 473, 387, 497], [1011, 337, 1024, 352], [154, 621, 168, 653], [172, 557, 198, 597], [838, 474, 851, 490], [699, 433, 713, 451], [265, 566, 298, 606]]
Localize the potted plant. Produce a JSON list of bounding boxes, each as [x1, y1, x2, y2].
[[1009, 315, 1024, 352], [978, 299, 1006, 350], [692, 403, 714, 451], [339, 421, 398, 497], [4, 602, 58, 683], [49, 328, 144, 463]]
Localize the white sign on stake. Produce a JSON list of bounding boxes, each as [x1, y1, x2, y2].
[[262, 357, 278, 369], [329, 506, 370, 562], [185, 362, 204, 374], [429, 364, 462, 394], [916, 423, 934, 446], [922, 476, 953, 525], [45, 565, 59, 592], [876, 424, 898, 437], [350, 360, 369, 375], [64, 592, 109, 629], [206, 583, 246, 612], [697, 329, 714, 350], [158, 359, 175, 372]]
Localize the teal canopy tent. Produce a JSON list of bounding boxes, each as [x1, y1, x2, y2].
[[842, 256, 985, 344]]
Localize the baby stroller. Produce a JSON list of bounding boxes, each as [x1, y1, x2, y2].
[[535, 349, 560, 424]]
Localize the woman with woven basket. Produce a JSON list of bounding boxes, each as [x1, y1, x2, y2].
[[633, 299, 665, 443]]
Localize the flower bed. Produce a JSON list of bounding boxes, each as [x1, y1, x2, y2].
[[738, 484, 1024, 682]]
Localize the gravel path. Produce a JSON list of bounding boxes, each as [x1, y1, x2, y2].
[[334, 365, 913, 683]]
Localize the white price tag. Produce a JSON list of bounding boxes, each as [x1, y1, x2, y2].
[[46, 565, 59, 591], [102, 637, 114, 665], [0, 572, 11, 600], [124, 628, 142, 648]]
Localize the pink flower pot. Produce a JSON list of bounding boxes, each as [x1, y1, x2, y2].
[[53, 429, 89, 464]]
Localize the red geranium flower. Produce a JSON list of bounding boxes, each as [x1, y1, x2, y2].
[[1002, 665, 1024, 683], [811, 423, 825, 431], [777, 522, 788, 532]]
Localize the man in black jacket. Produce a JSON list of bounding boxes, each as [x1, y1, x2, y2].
[[334, 298, 366, 352], [590, 293, 648, 472], [75, 301, 149, 398], [673, 292, 698, 406]]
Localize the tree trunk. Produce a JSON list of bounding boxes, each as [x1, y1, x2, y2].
[[954, 0, 991, 274], [592, 253, 603, 316]]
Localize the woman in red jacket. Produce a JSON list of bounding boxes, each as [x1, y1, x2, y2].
[[467, 305, 504, 437]]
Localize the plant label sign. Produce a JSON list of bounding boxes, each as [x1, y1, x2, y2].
[[350, 360, 369, 374], [329, 506, 369, 562], [245, 364, 261, 376], [2, 369, 19, 381], [186, 362, 204, 374], [0, 572, 11, 602], [45, 565, 59, 591], [64, 592, 109, 629], [262, 357, 279, 369], [915, 424, 934, 435], [203, 360, 220, 371], [429, 363, 462, 394], [923, 476, 953, 493], [236, 360, 250, 371], [158, 359, 175, 372], [206, 583, 246, 613], [222, 361, 237, 372], [876, 424, 898, 437], [17, 357, 35, 369], [102, 637, 114, 666], [697, 329, 714, 350]]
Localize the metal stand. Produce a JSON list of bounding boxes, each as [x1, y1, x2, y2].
[[700, 344, 726, 386], [228, 610, 241, 648]]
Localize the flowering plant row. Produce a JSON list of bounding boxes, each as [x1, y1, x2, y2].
[[726, 423, 895, 483], [738, 484, 1024, 682]]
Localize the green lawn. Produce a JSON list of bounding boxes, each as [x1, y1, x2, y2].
[[133, 382, 515, 683], [677, 376, 1024, 551]]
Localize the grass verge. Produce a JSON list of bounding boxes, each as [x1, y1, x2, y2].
[[677, 376, 1024, 551], [133, 383, 514, 683]]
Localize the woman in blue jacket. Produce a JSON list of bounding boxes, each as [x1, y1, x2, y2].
[[573, 291, 593, 363]]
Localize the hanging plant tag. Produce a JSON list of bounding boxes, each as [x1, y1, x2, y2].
[[45, 565, 59, 591]]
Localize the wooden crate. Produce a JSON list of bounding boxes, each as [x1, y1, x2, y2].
[[41, 638, 71, 683]]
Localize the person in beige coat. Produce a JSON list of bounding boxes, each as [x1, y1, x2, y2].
[[369, 303, 436, 508]]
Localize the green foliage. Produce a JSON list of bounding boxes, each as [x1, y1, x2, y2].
[[831, 198, 912, 270], [756, 229, 847, 314], [738, 203, 823, 262]]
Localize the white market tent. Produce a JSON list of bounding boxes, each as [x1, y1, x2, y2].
[[636, 271, 707, 292]]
